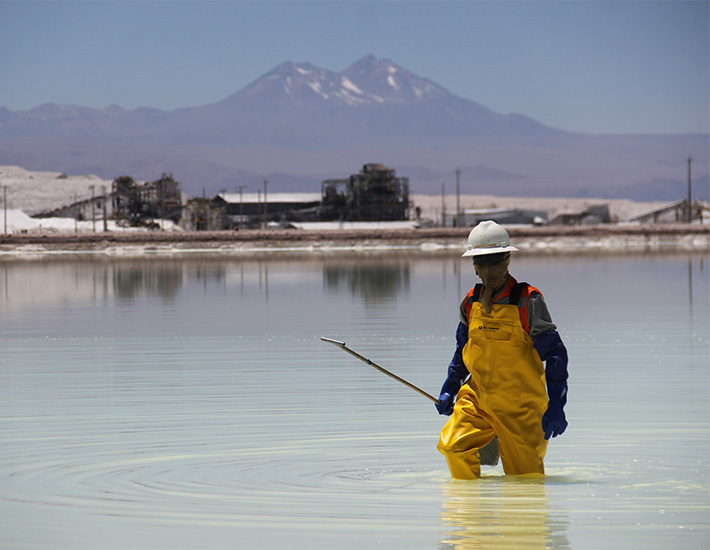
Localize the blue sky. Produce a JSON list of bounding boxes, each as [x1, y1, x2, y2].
[[1, 0, 708, 135]]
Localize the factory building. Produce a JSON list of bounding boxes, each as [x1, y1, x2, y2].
[[320, 164, 409, 221]]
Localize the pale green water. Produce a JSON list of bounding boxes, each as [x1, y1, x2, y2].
[[0, 252, 708, 549]]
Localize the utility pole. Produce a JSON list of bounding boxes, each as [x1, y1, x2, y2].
[[160, 180, 166, 231], [455, 168, 461, 228], [89, 185, 96, 232], [2, 185, 7, 234], [687, 157, 693, 223], [235, 185, 247, 230], [441, 182, 446, 226], [203, 187, 208, 231], [102, 186, 108, 232], [263, 178, 268, 230]]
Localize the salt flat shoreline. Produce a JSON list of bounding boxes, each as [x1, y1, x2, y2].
[[0, 224, 708, 257]]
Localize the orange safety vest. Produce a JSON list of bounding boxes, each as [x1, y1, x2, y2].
[[460, 276, 541, 334]]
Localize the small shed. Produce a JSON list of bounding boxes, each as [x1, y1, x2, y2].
[[180, 198, 227, 231], [446, 208, 548, 227], [550, 204, 611, 226], [629, 200, 708, 224], [218, 192, 322, 228]]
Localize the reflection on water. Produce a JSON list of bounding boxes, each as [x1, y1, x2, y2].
[[113, 264, 185, 301], [687, 256, 704, 307], [324, 259, 410, 302], [441, 478, 570, 550], [1, 257, 416, 309], [1, 253, 705, 308], [0, 252, 708, 549]]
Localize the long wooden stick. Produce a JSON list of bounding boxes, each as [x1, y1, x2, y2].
[[320, 337, 440, 404]]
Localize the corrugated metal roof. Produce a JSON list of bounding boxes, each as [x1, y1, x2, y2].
[[219, 193, 322, 204], [289, 221, 420, 230]]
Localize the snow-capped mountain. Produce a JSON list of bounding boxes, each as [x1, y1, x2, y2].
[[0, 55, 706, 200], [342, 55, 450, 104], [177, 54, 558, 150], [229, 55, 450, 106], [0, 55, 551, 145]]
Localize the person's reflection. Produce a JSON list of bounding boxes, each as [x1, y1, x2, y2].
[[440, 477, 570, 549]]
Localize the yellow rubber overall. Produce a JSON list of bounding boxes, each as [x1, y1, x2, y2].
[[438, 300, 548, 479]]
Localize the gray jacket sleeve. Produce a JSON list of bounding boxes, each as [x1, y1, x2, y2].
[[528, 292, 557, 341]]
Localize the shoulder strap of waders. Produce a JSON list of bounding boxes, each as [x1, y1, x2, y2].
[[509, 282, 532, 333], [472, 284, 482, 302], [509, 282, 527, 307], [460, 284, 482, 324], [462, 283, 535, 330]]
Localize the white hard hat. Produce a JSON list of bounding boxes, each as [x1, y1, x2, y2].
[[462, 220, 518, 257]]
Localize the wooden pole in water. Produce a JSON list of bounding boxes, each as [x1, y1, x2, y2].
[[321, 337, 440, 404]]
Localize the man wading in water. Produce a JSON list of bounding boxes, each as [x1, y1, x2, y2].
[[436, 221, 569, 478]]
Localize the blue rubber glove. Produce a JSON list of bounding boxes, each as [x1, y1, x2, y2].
[[436, 322, 469, 416], [542, 383, 568, 439], [436, 374, 460, 416], [534, 331, 569, 440]]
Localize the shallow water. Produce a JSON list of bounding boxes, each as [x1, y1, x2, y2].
[[1, 252, 708, 549]]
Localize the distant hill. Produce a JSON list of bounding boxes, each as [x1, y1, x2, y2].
[[0, 55, 707, 201]]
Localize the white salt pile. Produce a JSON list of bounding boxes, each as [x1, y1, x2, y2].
[[0, 209, 180, 234]]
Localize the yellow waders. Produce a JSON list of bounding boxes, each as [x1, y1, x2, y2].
[[438, 300, 548, 479]]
